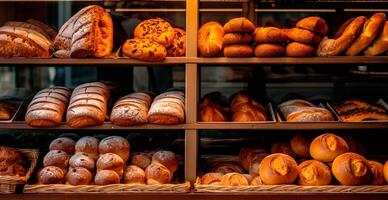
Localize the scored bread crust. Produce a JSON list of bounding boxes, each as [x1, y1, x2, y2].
[[198, 21, 224, 57], [364, 21, 388, 56]]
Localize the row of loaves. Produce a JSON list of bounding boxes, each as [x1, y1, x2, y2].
[[24, 82, 185, 128], [38, 136, 179, 185]]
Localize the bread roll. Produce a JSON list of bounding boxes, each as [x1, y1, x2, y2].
[[286, 42, 316, 57], [368, 160, 385, 185], [346, 13, 386, 56], [239, 146, 268, 171], [49, 137, 75, 155], [223, 44, 253, 57], [38, 166, 65, 184], [54, 5, 113, 58], [254, 44, 285, 57], [231, 93, 268, 122], [285, 107, 334, 122], [122, 38, 167, 61], [96, 153, 125, 178], [310, 133, 349, 162], [69, 152, 95, 172], [145, 162, 172, 184], [384, 161, 388, 184], [220, 172, 249, 186], [259, 153, 298, 185], [198, 21, 224, 57], [254, 27, 288, 43], [0, 146, 27, 176], [148, 91, 185, 125], [134, 18, 174, 47], [364, 21, 388, 56], [223, 17, 255, 33], [43, 150, 69, 169], [290, 135, 311, 158], [198, 95, 227, 122], [332, 152, 371, 186], [200, 172, 223, 185], [123, 165, 146, 184], [212, 162, 245, 174], [131, 152, 152, 170], [317, 16, 367, 56], [250, 176, 263, 186], [75, 136, 99, 161], [66, 167, 93, 185], [152, 150, 178, 173], [287, 28, 322, 44], [298, 160, 332, 186], [99, 136, 130, 162], [95, 170, 120, 185], [0, 101, 18, 120], [25, 87, 71, 127], [166, 28, 186, 57], [223, 33, 253, 45], [296, 16, 329, 35]]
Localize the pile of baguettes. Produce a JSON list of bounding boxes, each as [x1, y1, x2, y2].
[[198, 133, 388, 186], [24, 82, 185, 128], [0, 5, 186, 61], [198, 13, 388, 57]]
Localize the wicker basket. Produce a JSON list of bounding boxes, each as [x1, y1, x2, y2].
[[0, 149, 39, 194], [24, 182, 191, 193]]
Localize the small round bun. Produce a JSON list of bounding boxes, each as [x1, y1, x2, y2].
[[332, 152, 371, 186], [296, 16, 329, 35], [123, 165, 146, 184], [38, 166, 65, 184], [99, 136, 130, 162], [368, 160, 385, 185], [75, 136, 99, 161], [49, 137, 75, 155], [286, 42, 316, 57], [94, 170, 120, 185], [290, 135, 311, 158], [66, 167, 93, 185], [287, 28, 322, 44], [200, 172, 223, 185], [43, 150, 69, 169], [131, 152, 152, 170], [223, 17, 255, 33], [254, 27, 288, 43], [223, 44, 253, 57], [259, 153, 298, 185], [254, 44, 285, 57], [152, 150, 178, 173], [97, 153, 124, 178], [298, 160, 332, 186], [220, 172, 249, 186], [69, 152, 95, 172], [310, 133, 349, 162], [145, 162, 172, 185]]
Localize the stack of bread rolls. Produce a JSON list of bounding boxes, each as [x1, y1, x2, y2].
[[222, 17, 255, 57], [286, 16, 328, 57], [277, 99, 334, 122], [254, 27, 288, 57]]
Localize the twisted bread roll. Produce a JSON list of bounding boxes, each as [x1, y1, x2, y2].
[[148, 91, 185, 125], [296, 16, 329, 35], [368, 160, 385, 185], [198, 22, 224, 57], [223, 17, 255, 33], [259, 153, 298, 185], [254, 27, 288, 43], [310, 133, 349, 162], [364, 21, 388, 56], [200, 172, 223, 185], [220, 172, 249, 186], [332, 153, 371, 186], [298, 160, 332, 186]]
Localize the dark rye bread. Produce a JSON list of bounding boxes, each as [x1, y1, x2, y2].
[[66, 82, 110, 128], [25, 87, 71, 127], [148, 91, 185, 125], [334, 100, 388, 122]]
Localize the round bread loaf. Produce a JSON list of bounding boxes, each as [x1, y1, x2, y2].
[[122, 38, 167, 62], [368, 160, 385, 185], [223, 17, 255, 33], [43, 150, 69, 169], [250, 176, 263, 186], [94, 170, 120, 185], [123, 165, 146, 184], [310, 133, 349, 162], [286, 42, 316, 57], [75, 136, 99, 161], [364, 21, 388, 56], [198, 21, 224, 57], [254, 27, 288, 43], [152, 150, 178, 173], [134, 18, 174, 47], [200, 172, 223, 185], [49, 137, 75, 155], [290, 135, 311, 158], [287, 28, 322, 44], [69, 152, 95, 172], [131, 152, 152, 170], [259, 153, 298, 185], [298, 160, 332, 186], [332, 152, 371, 186], [166, 28, 186, 57], [223, 44, 253, 57], [145, 162, 172, 184], [254, 43, 285, 57], [97, 153, 125, 178], [38, 166, 65, 184], [223, 33, 253, 45], [99, 136, 130, 162], [271, 142, 297, 158], [66, 167, 93, 185], [296, 16, 329, 35], [220, 172, 249, 186]]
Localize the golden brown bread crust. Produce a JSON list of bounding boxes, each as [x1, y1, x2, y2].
[[110, 92, 152, 126], [43, 150, 69, 169], [271, 142, 296, 158], [223, 33, 253, 45], [212, 162, 245, 174], [134, 18, 174, 47], [298, 160, 332, 186], [166, 28, 186, 57], [66, 167, 93, 185], [296, 16, 329, 35], [0, 146, 27, 176], [259, 153, 298, 185], [122, 38, 167, 62], [99, 136, 130, 162], [26, 19, 58, 41], [200, 172, 223, 185], [75, 136, 99, 161], [368, 160, 385, 185], [286, 42, 316, 57], [223, 17, 255, 33], [123, 165, 146, 184], [334, 99, 388, 122], [96, 153, 124, 178], [38, 166, 65, 184], [285, 107, 334, 122], [131, 152, 152, 170], [364, 21, 388, 56], [290, 135, 311, 158], [254, 43, 285, 57], [346, 13, 386, 56], [148, 91, 185, 125], [310, 133, 349, 162], [152, 150, 178, 173], [335, 17, 355, 39], [250, 176, 263, 186], [384, 161, 388, 184], [198, 21, 224, 57], [4, 21, 52, 43], [287, 28, 322, 44], [198, 96, 227, 122], [220, 172, 249, 186], [49, 137, 75, 155], [332, 152, 371, 186], [0, 101, 18, 120], [69, 152, 95, 172], [254, 27, 288, 43], [223, 44, 253, 57], [145, 162, 172, 184], [231, 92, 268, 122], [94, 170, 120, 185], [318, 16, 367, 56]]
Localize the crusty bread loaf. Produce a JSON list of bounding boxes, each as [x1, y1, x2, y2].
[[334, 99, 388, 122], [4, 21, 53, 43], [145, 162, 172, 184], [346, 13, 386, 56], [254, 27, 288, 43], [334, 17, 355, 39], [278, 99, 334, 122], [332, 152, 371, 186], [220, 173, 249, 186], [110, 92, 152, 126], [66, 167, 93, 185], [69, 152, 95, 172], [231, 98, 268, 122], [75, 136, 99, 161], [287, 28, 322, 44], [38, 166, 65, 184], [254, 43, 285, 57], [134, 18, 174, 47], [122, 38, 167, 61], [148, 91, 185, 125], [200, 172, 223, 185], [0, 101, 18, 120], [290, 135, 311, 158], [198, 22, 224, 57], [97, 153, 125, 178], [223, 17, 255, 33], [66, 82, 110, 128], [26, 19, 58, 41], [123, 165, 146, 184], [131, 152, 152, 170], [286, 42, 316, 57], [296, 16, 329, 35], [198, 94, 227, 122], [54, 5, 113, 58], [298, 160, 332, 186], [223, 33, 253, 45], [310, 133, 349, 162], [25, 87, 71, 127], [223, 44, 253, 57], [259, 153, 298, 185], [364, 21, 388, 56], [166, 28, 186, 57]]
